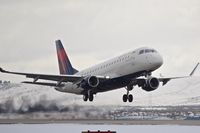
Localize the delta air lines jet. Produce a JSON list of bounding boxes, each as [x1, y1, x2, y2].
[[0, 40, 199, 102]]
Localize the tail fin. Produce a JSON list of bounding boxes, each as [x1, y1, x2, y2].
[[55, 40, 78, 75]]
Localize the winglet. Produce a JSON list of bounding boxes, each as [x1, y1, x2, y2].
[[190, 63, 199, 76], [0, 67, 6, 73], [0, 68, 17, 74]]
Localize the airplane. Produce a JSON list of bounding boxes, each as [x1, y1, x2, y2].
[[0, 40, 199, 102]]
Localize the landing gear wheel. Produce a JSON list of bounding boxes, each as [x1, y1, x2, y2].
[[128, 94, 133, 102], [83, 94, 88, 101], [89, 94, 94, 102], [123, 85, 134, 103], [123, 94, 128, 102]]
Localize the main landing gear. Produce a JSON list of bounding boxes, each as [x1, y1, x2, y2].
[[83, 90, 94, 102], [122, 85, 133, 102], [123, 94, 133, 102]]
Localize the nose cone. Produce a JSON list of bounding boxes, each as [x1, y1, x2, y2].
[[153, 54, 163, 69]]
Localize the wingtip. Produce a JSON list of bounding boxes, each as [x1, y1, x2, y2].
[[0, 67, 4, 72], [189, 63, 200, 76]]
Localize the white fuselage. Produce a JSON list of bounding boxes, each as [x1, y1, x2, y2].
[[55, 47, 163, 94]]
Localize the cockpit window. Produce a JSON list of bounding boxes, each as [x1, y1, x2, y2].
[[145, 49, 151, 53], [139, 50, 144, 54], [139, 49, 157, 55], [151, 49, 157, 53]]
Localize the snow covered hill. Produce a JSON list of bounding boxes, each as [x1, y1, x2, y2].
[[133, 76, 200, 106], [0, 76, 200, 110]]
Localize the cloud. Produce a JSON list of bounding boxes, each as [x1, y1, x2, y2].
[[0, 0, 200, 82]]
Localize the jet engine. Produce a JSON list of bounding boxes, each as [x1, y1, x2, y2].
[[141, 77, 160, 92], [81, 76, 100, 88]]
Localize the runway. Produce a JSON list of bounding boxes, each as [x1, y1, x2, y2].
[[0, 119, 200, 126]]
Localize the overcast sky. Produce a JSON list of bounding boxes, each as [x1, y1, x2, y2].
[[0, 0, 200, 82]]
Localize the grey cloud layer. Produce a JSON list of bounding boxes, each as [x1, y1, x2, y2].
[[0, 0, 200, 79]]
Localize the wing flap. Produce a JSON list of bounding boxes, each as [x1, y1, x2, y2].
[[22, 81, 61, 87], [26, 74, 82, 82]]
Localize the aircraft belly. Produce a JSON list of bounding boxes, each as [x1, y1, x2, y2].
[[96, 78, 129, 93], [55, 83, 83, 95]]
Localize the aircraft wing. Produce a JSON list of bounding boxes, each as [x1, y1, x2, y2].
[[134, 63, 199, 87], [0, 68, 108, 85], [158, 62, 199, 86]]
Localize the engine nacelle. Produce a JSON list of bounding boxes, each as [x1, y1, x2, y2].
[[81, 76, 100, 88], [142, 77, 160, 92]]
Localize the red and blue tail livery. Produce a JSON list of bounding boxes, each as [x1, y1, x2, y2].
[[56, 40, 78, 75]]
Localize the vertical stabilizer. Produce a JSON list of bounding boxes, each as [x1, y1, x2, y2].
[[55, 40, 78, 75]]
